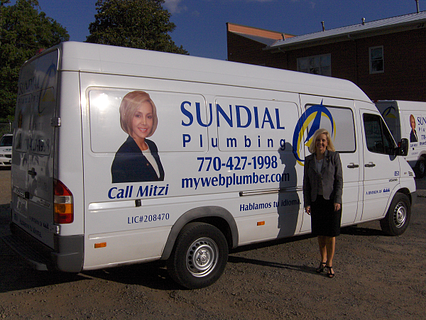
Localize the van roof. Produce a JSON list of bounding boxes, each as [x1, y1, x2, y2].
[[36, 41, 371, 103]]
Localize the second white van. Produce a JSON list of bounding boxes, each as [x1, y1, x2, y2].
[[376, 100, 426, 177]]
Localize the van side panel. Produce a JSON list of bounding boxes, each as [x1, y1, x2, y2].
[[56, 71, 85, 237], [79, 71, 305, 269]]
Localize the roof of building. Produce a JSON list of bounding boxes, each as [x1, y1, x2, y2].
[[227, 22, 294, 46], [269, 11, 426, 50]]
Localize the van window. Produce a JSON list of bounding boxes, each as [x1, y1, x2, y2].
[[363, 113, 395, 154], [88, 88, 208, 153], [215, 97, 299, 152], [305, 105, 356, 153]]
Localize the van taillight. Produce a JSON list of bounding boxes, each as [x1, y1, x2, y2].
[[54, 179, 74, 224]]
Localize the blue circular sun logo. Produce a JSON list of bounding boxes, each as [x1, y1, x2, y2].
[[292, 101, 335, 165]]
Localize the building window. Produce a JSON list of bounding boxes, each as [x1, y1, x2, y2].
[[369, 46, 384, 74], [297, 54, 331, 76]]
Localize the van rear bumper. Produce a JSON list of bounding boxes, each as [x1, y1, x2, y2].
[[2, 222, 83, 273]]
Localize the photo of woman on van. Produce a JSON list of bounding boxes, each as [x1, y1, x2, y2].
[[303, 128, 343, 278], [111, 91, 165, 183], [410, 114, 418, 142]]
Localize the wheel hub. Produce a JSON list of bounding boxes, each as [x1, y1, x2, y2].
[[186, 238, 219, 278], [393, 202, 407, 228]]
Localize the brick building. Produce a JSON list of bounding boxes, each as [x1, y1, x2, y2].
[[227, 11, 426, 101]]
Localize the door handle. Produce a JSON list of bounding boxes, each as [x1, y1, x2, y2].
[[28, 168, 37, 176], [365, 162, 376, 168], [347, 163, 359, 169]]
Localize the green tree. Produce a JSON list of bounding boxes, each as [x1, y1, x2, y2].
[[0, 0, 69, 119], [86, 0, 187, 54]]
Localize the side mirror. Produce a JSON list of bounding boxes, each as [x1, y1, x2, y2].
[[398, 138, 409, 156]]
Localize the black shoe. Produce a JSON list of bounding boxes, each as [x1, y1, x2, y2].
[[325, 266, 335, 278], [316, 262, 326, 273]]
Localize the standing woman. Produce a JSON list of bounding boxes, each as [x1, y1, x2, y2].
[[111, 91, 165, 183], [303, 128, 343, 278]]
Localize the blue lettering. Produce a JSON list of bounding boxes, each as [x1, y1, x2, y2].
[[216, 103, 233, 127], [262, 108, 274, 129], [196, 102, 213, 127], [183, 134, 191, 147], [137, 186, 149, 197], [108, 187, 117, 199], [275, 108, 285, 129], [181, 101, 193, 126], [180, 101, 286, 130], [236, 105, 251, 128], [253, 106, 259, 128]]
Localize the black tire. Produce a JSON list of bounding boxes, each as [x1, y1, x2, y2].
[[380, 193, 411, 236], [167, 222, 228, 289], [415, 158, 426, 178]]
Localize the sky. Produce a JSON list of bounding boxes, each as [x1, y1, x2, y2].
[[8, 0, 423, 60]]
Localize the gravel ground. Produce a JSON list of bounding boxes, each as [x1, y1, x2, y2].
[[1, 168, 426, 319]]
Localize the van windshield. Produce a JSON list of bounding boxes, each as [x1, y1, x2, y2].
[[0, 135, 12, 147]]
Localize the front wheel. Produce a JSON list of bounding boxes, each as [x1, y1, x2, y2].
[[167, 222, 228, 289], [380, 193, 411, 236]]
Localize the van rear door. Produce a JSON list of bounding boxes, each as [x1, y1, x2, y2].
[[12, 49, 59, 249]]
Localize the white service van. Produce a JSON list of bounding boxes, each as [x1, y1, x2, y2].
[[0, 133, 13, 166], [4, 42, 415, 289], [376, 100, 426, 178]]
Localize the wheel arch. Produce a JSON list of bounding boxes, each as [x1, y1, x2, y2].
[[161, 206, 238, 260], [395, 187, 413, 206], [384, 187, 412, 217]]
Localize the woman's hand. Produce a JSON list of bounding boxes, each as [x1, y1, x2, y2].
[[305, 206, 311, 215], [334, 203, 341, 211]]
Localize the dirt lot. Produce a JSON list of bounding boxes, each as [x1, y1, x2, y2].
[[1, 167, 425, 320]]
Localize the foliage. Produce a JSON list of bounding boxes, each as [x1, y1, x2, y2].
[[0, 0, 69, 119], [86, 0, 187, 54]]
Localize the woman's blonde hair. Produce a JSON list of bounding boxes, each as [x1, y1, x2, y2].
[[308, 128, 335, 153], [119, 91, 158, 137]]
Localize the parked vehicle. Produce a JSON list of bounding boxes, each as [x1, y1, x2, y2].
[[0, 133, 13, 166], [376, 100, 426, 178], [2, 42, 415, 289]]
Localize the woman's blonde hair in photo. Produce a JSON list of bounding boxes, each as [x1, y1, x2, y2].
[[119, 91, 158, 138]]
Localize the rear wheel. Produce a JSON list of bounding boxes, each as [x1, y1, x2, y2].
[[167, 222, 228, 289], [380, 193, 411, 236]]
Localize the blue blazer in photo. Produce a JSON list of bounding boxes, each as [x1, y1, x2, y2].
[[111, 136, 165, 183]]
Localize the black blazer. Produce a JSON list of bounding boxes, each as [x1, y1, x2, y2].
[[111, 136, 165, 183], [303, 149, 343, 207], [410, 129, 418, 142]]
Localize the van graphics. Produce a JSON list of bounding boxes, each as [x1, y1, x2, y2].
[[366, 188, 391, 195], [180, 99, 288, 151], [181, 101, 286, 130], [108, 184, 169, 199], [292, 102, 335, 165], [182, 171, 289, 190], [127, 213, 170, 224], [88, 89, 302, 200], [111, 91, 165, 183], [240, 198, 300, 212], [381, 105, 426, 157]]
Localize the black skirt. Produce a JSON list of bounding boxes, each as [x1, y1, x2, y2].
[[311, 195, 342, 237]]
